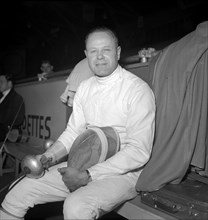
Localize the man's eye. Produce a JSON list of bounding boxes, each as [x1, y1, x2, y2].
[[89, 50, 96, 54], [104, 48, 111, 52]]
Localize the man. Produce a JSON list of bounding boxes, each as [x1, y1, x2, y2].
[[0, 27, 155, 219], [0, 74, 25, 142], [37, 60, 54, 81]]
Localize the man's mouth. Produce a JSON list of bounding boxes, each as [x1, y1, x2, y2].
[[96, 63, 107, 67]]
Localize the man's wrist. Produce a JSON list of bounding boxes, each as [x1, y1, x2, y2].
[[43, 151, 55, 162]]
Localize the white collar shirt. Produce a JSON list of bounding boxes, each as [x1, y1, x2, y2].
[[0, 88, 11, 104]]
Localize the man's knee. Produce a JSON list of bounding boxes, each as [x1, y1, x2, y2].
[[1, 178, 41, 218], [63, 194, 99, 219], [0, 207, 24, 220]]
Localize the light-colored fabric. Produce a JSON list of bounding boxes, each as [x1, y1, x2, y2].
[[58, 65, 155, 182], [60, 58, 94, 106], [62, 173, 137, 219], [2, 161, 137, 219], [43, 140, 68, 164], [65, 58, 93, 91], [0, 207, 23, 219], [136, 21, 208, 192], [60, 87, 75, 107]]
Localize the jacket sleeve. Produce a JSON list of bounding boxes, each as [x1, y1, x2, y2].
[[57, 83, 87, 153]]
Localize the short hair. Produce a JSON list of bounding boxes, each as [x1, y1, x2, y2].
[[0, 73, 14, 84], [85, 26, 119, 48], [41, 60, 52, 66]]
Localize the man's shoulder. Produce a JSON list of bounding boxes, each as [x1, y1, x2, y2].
[[75, 76, 95, 95], [120, 66, 154, 98], [121, 66, 148, 85]]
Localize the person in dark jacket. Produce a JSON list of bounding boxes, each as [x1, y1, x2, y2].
[[0, 73, 25, 142]]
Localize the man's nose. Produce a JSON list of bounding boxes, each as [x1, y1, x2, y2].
[[97, 51, 104, 59]]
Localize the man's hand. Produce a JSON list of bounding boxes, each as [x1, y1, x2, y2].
[[58, 167, 91, 192], [36, 154, 52, 170]]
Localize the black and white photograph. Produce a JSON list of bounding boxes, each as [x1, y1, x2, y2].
[[0, 1, 207, 219]]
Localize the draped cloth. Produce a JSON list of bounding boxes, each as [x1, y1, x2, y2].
[[136, 21, 208, 192]]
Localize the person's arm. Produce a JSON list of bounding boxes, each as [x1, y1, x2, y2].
[[88, 83, 156, 180], [57, 83, 88, 151], [36, 140, 68, 169], [41, 141, 68, 163], [38, 83, 87, 167]]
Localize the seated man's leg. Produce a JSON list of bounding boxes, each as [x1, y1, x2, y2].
[[1, 162, 69, 219], [0, 207, 24, 219], [64, 175, 137, 220]]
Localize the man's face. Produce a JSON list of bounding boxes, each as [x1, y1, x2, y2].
[[40, 63, 53, 74], [0, 75, 11, 93], [85, 31, 121, 77]]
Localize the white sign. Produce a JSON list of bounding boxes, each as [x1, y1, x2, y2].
[[16, 78, 70, 146]]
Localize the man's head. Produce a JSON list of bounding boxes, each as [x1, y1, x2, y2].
[[40, 60, 54, 74], [84, 27, 121, 77], [0, 74, 13, 93]]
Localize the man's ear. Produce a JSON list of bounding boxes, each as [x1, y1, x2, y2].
[[117, 46, 121, 60], [84, 50, 87, 58]]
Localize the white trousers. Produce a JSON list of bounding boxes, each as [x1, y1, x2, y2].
[[1, 162, 137, 219]]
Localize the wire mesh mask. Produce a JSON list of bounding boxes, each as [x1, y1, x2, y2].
[[67, 126, 120, 171]]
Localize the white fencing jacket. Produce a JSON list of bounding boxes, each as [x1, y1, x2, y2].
[[58, 65, 155, 183]]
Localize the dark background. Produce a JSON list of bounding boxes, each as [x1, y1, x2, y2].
[[0, 0, 207, 79]]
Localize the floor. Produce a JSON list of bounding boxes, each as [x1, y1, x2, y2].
[[0, 172, 126, 220]]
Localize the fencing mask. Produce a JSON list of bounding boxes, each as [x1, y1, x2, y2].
[[67, 126, 120, 171]]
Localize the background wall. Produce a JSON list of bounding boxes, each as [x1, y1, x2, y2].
[[15, 77, 70, 145]]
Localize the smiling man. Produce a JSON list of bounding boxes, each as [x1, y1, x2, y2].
[[85, 29, 120, 77], [0, 27, 155, 220]]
